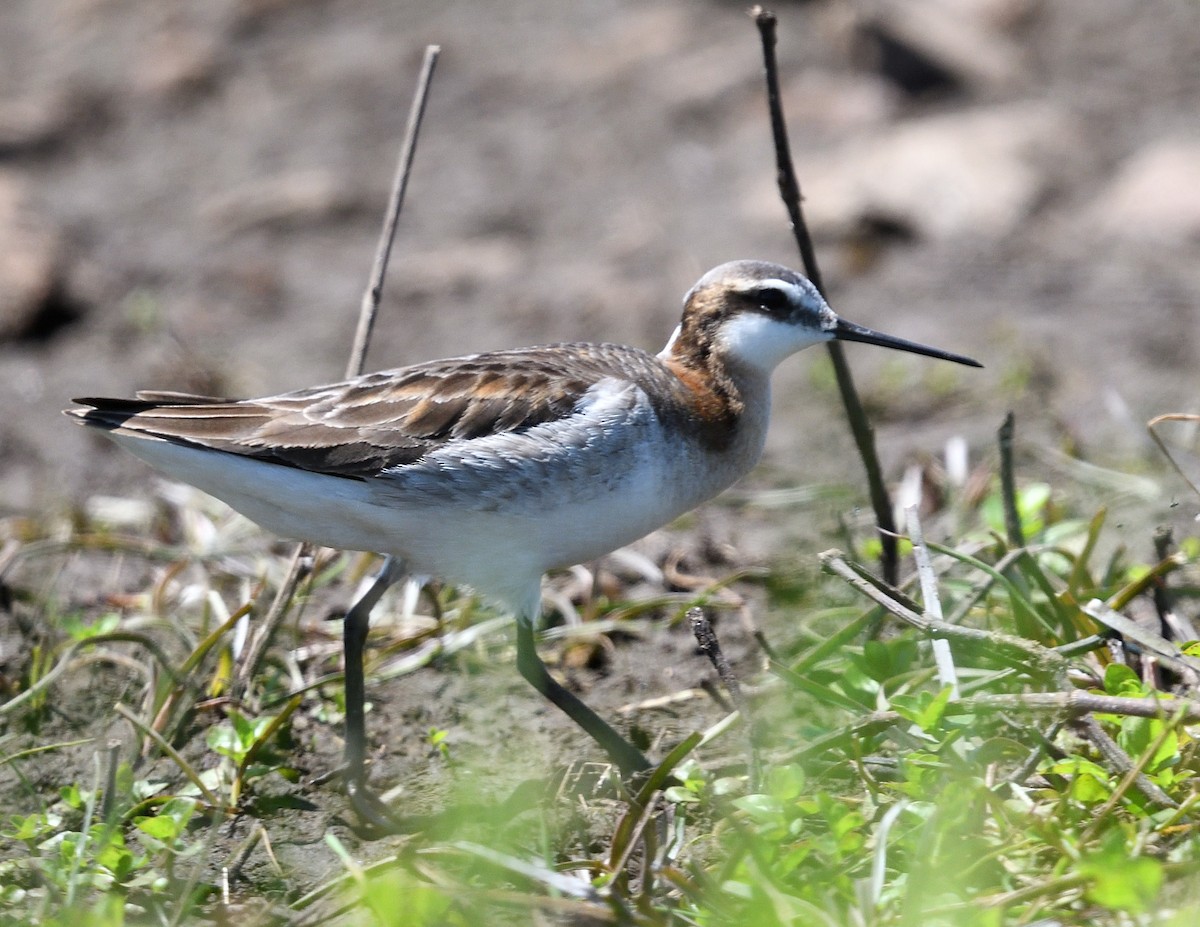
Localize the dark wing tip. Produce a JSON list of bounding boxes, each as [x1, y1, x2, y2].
[[65, 397, 165, 430]]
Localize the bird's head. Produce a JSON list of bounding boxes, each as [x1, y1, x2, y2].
[[663, 260, 981, 376]]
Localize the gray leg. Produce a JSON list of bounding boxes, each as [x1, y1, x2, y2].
[[342, 556, 405, 829], [514, 621, 650, 776]]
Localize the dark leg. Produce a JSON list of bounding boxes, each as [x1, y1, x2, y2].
[[515, 621, 651, 776], [342, 556, 405, 830]]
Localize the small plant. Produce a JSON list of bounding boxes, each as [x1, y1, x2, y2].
[[0, 764, 214, 923], [427, 726, 453, 764], [202, 702, 303, 812]]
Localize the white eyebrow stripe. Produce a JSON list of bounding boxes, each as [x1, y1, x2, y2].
[[736, 277, 802, 296]]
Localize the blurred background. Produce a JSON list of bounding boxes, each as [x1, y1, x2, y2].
[[2, 0, 1197, 541]]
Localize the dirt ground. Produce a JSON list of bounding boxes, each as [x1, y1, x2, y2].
[[2, 0, 1199, 908]]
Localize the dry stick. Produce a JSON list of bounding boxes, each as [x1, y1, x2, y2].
[[347, 44, 441, 380], [787, 691, 1200, 763], [998, 412, 1023, 547], [1082, 709, 1187, 830], [825, 547, 1188, 808], [752, 7, 900, 585], [964, 691, 1200, 722], [995, 412, 1058, 644], [1071, 715, 1177, 810], [235, 544, 312, 692], [820, 549, 1068, 679], [1005, 719, 1065, 787], [905, 506, 959, 698], [1082, 598, 1200, 686], [235, 46, 442, 694], [1152, 527, 1199, 642], [688, 607, 761, 788], [1151, 526, 1174, 628], [1147, 412, 1200, 497]]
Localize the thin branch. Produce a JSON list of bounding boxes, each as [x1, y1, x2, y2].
[[998, 411, 1024, 547], [906, 506, 959, 698], [688, 607, 761, 788], [819, 549, 1067, 680], [820, 543, 1190, 809], [786, 691, 1200, 764], [1147, 412, 1200, 498], [1005, 719, 1065, 786], [964, 691, 1200, 722], [1151, 527, 1198, 642], [347, 45, 441, 379], [751, 7, 899, 584], [235, 543, 312, 691], [236, 47, 440, 696], [1083, 598, 1200, 686], [1072, 715, 1177, 809]]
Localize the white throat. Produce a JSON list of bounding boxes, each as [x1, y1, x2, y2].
[[714, 311, 833, 375]]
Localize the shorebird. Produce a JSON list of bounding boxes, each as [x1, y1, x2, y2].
[[69, 260, 980, 824]]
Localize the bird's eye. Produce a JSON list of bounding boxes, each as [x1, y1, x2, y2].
[[755, 287, 791, 314]]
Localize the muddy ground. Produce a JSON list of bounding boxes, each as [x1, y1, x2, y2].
[[1, 0, 1199, 909]]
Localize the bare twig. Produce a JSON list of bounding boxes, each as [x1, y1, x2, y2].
[[751, 7, 900, 584], [906, 506, 959, 698], [1085, 726, 1184, 827], [114, 703, 224, 810], [820, 549, 1067, 679], [786, 691, 1200, 763], [1083, 598, 1200, 686], [1005, 719, 1065, 787], [1072, 715, 1177, 810], [1147, 412, 1200, 498], [1151, 527, 1198, 642], [688, 607, 760, 786], [964, 691, 1200, 722], [688, 607, 743, 702], [820, 542, 1190, 810], [347, 45, 441, 379], [998, 412, 1024, 547], [235, 46, 441, 696], [235, 543, 312, 692]]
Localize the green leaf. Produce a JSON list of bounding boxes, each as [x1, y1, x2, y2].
[[1049, 757, 1112, 802], [1081, 831, 1163, 912], [63, 612, 121, 641], [96, 842, 136, 880], [733, 794, 785, 824], [206, 723, 242, 758], [766, 765, 805, 801], [981, 481, 1052, 538], [889, 689, 953, 734], [8, 813, 53, 842], [1103, 663, 1145, 697], [139, 815, 180, 841], [916, 686, 954, 732], [862, 640, 893, 681]]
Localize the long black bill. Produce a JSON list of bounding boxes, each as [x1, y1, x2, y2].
[[835, 318, 982, 368]]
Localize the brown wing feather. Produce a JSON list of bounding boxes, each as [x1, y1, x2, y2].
[[68, 343, 684, 479]]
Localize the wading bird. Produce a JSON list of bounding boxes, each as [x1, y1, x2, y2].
[[70, 260, 980, 825]]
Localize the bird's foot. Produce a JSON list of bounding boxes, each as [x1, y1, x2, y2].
[[343, 773, 414, 838]]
